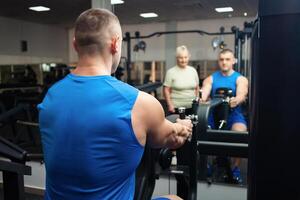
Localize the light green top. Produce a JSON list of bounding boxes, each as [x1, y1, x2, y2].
[[163, 65, 199, 108]]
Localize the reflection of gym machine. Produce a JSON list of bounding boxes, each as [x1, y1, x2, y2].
[[232, 22, 254, 79], [124, 29, 233, 85], [190, 96, 248, 200], [151, 92, 248, 200], [0, 104, 43, 200], [123, 23, 254, 84], [211, 88, 233, 130], [0, 136, 31, 200]]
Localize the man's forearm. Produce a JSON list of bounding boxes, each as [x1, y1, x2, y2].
[[200, 90, 210, 102], [235, 94, 247, 105]]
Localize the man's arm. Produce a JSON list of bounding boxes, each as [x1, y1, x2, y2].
[[200, 76, 212, 102], [132, 91, 192, 149], [163, 86, 175, 113], [230, 76, 248, 108]]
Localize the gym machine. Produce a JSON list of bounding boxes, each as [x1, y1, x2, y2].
[[0, 136, 31, 200], [0, 104, 43, 200], [153, 88, 248, 200]]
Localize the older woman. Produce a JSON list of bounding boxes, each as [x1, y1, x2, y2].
[[163, 45, 199, 114]]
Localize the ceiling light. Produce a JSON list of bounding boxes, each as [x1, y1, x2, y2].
[[215, 7, 234, 13], [29, 6, 50, 12], [111, 0, 124, 5], [140, 13, 158, 18], [244, 12, 248, 16]]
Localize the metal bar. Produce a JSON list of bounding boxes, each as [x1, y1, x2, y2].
[[3, 171, 25, 200], [0, 160, 31, 175], [135, 82, 162, 93], [0, 137, 27, 162], [200, 129, 249, 143], [26, 153, 43, 161], [128, 30, 234, 39], [188, 124, 198, 200], [125, 32, 132, 84], [0, 105, 27, 122], [198, 141, 248, 158], [0, 86, 41, 94], [16, 120, 39, 127]]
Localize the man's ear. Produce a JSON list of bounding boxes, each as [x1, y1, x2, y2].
[[73, 37, 79, 52], [110, 35, 120, 55], [233, 57, 237, 64]]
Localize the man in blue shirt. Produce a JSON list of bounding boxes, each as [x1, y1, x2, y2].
[[201, 49, 248, 183], [38, 9, 191, 200]]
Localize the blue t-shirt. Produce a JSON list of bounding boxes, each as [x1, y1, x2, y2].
[[38, 74, 144, 200]]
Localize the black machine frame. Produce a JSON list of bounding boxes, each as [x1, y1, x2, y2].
[[187, 98, 249, 200]]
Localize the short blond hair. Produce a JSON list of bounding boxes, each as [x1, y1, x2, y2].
[[176, 45, 190, 57]]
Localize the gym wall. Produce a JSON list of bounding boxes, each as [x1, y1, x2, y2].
[[0, 16, 69, 65]]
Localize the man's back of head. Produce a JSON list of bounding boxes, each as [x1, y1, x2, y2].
[[74, 8, 121, 56]]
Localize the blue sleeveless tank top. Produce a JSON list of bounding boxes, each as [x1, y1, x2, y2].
[[38, 74, 144, 200], [211, 71, 242, 113]]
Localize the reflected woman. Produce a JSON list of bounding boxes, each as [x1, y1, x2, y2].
[[163, 45, 199, 114]]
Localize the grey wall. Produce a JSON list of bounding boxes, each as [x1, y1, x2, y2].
[[0, 16, 68, 64]]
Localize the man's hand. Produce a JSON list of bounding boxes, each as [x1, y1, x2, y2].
[[229, 97, 239, 108], [176, 119, 193, 133], [167, 119, 192, 149]]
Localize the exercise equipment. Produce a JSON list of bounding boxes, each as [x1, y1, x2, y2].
[[123, 24, 253, 84], [249, 0, 300, 199], [208, 88, 240, 183], [156, 92, 248, 199], [0, 136, 31, 200], [124, 29, 233, 84], [133, 32, 147, 53], [158, 148, 173, 170], [189, 98, 248, 200], [212, 88, 233, 130], [211, 27, 227, 50], [0, 104, 43, 200]]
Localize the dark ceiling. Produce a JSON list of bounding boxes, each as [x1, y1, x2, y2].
[[0, 0, 258, 27]]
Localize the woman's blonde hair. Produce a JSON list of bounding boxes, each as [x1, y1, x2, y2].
[[176, 45, 190, 57]]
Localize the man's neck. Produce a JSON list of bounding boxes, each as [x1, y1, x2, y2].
[[221, 69, 234, 76], [73, 55, 112, 76]]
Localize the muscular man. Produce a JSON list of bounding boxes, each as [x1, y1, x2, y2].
[[38, 9, 191, 200], [201, 49, 248, 183]]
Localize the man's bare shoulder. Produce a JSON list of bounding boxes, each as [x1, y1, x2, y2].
[[237, 75, 248, 84], [134, 91, 163, 118], [136, 91, 159, 105]]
